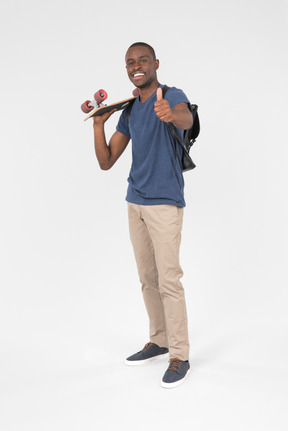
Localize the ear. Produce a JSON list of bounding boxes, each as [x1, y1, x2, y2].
[[155, 59, 159, 70]]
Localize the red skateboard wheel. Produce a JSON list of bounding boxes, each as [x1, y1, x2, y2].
[[132, 88, 139, 97], [94, 89, 108, 105], [81, 100, 94, 114]]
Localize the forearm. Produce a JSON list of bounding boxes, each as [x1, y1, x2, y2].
[[93, 123, 112, 170], [170, 108, 193, 130]]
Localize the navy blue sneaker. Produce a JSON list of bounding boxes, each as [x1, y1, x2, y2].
[[161, 358, 190, 388], [125, 342, 169, 366]]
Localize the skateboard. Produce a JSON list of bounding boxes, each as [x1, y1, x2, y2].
[[81, 88, 139, 121]]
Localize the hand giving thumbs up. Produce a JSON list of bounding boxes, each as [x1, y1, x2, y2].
[[154, 87, 173, 122]]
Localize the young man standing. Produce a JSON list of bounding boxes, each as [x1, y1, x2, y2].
[[93, 42, 193, 388]]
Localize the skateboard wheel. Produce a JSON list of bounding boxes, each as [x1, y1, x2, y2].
[[94, 89, 108, 104], [81, 100, 94, 113], [133, 88, 139, 97]]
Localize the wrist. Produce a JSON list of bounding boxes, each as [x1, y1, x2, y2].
[[93, 120, 104, 129], [169, 109, 176, 124]]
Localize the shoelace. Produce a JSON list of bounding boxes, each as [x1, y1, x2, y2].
[[168, 358, 181, 371], [141, 342, 155, 352]]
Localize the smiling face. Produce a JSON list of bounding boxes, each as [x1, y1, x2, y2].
[[125, 45, 159, 90]]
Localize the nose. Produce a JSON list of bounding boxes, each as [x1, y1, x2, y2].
[[134, 61, 142, 70]]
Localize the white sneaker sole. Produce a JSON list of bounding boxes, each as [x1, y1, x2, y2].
[[161, 368, 191, 388], [125, 352, 169, 366]]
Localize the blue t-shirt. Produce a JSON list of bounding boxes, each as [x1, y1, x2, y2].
[[116, 85, 190, 207]]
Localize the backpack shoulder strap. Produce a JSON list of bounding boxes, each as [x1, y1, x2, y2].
[[162, 85, 170, 98], [124, 97, 136, 123], [162, 85, 186, 149]]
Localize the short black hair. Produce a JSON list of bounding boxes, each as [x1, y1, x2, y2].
[[127, 42, 157, 60]]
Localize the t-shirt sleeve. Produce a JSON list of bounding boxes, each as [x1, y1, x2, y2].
[[165, 87, 190, 109], [116, 109, 131, 138]]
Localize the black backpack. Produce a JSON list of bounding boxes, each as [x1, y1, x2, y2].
[[125, 85, 200, 172]]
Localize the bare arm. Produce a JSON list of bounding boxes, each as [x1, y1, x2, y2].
[[154, 88, 193, 130], [170, 102, 193, 130], [93, 111, 130, 170]]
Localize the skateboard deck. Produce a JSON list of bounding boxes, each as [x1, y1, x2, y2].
[[83, 96, 136, 121]]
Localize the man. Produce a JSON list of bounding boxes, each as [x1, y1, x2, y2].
[[93, 42, 193, 388]]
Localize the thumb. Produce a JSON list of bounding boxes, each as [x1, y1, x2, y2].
[[156, 87, 163, 101]]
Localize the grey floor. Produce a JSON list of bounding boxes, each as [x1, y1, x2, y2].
[[1, 318, 287, 431]]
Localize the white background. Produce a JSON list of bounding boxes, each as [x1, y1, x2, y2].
[[0, 0, 287, 429]]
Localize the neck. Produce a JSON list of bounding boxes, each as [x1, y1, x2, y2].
[[138, 80, 160, 102]]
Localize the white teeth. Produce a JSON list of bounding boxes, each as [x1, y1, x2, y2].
[[134, 73, 144, 77]]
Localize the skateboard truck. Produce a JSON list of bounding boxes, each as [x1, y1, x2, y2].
[[81, 89, 108, 114]]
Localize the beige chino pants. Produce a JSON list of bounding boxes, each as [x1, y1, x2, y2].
[[127, 202, 190, 361]]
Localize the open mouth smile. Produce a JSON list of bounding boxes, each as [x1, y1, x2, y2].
[[133, 73, 145, 80]]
